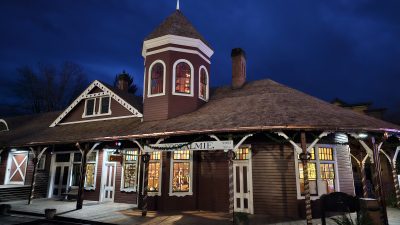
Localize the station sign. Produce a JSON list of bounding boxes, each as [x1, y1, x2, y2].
[[144, 140, 234, 152]]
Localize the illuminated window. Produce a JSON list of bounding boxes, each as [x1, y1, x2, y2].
[[148, 152, 162, 195], [199, 67, 208, 101], [235, 147, 250, 160], [122, 149, 138, 191], [170, 150, 193, 196], [149, 62, 165, 95], [173, 60, 193, 95], [295, 146, 337, 198], [70, 151, 98, 189]]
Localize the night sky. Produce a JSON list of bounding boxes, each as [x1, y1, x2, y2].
[[1, 1, 399, 118]]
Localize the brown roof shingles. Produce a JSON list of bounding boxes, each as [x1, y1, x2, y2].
[[1, 79, 399, 147]]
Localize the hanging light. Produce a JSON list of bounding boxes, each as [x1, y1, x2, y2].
[[335, 133, 349, 144], [113, 141, 122, 155], [358, 133, 368, 139]]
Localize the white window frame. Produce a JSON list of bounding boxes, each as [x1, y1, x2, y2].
[[83, 150, 99, 190], [148, 152, 162, 196], [37, 154, 46, 170], [172, 59, 194, 97], [169, 150, 193, 197], [99, 96, 112, 115], [147, 60, 166, 98], [120, 148, 139, 192], [82, 96, 112, 118], [294, 144, 340, 200], [198, 65, 209, 101]]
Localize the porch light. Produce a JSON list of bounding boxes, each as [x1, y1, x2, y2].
[[358, 133, 368, 139], [113, 141, 122, 155], [335, 133, 348, 144]]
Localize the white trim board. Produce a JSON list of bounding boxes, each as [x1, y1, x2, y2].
[[146, 47, 211, 64], [50, 80, 143, 127], [142, 35, 214, 59]]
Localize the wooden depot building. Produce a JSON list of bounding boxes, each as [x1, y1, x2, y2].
[[0, 8, 400, 224]]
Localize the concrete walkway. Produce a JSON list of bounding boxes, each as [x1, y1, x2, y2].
[[5, 199, 400, 225]]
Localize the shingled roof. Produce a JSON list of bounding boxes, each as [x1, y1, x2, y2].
[[145, 10, 211, 48], [1, 79, 399, 147]]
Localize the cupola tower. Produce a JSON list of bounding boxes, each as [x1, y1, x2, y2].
[[142, 9, 214, 121]]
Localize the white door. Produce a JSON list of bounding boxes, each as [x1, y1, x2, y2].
[[233, 160, 254, 214], [51, 164, 70, 197], [6, 152, 28, 185], [102, 162, 116, 202]]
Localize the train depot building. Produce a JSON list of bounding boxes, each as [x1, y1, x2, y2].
[[1, 8, 400, 224]]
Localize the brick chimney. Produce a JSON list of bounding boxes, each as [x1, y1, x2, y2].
[[231, 48, 246, 89], [117, 71, 130, 92]]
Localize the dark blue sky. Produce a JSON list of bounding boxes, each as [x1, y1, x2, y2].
[[1, 0, 400, 117]]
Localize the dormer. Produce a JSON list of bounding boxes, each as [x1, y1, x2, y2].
[[50, 76, 142, 127], [142, 9, 214, 121]]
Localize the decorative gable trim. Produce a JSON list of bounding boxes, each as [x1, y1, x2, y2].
[[50, 80, 142, 127]]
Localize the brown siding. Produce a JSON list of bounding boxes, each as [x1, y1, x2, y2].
[[0, 150, 8, 185], [62, 97, 134, 124], [252, 143, 299, 219], [337, 145, 355, 196], [143, 47, 210, 121]]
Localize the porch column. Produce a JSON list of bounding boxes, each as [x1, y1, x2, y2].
[[392, 147, 400, 208], [300, 132, 312, 225], [141, 153, 150, 217], [227, 149, 235, 222], [28, 146, 48, 205], [371, 137, 388, 225], [76, 143, 89, 210], [361, 161, 369, 198]]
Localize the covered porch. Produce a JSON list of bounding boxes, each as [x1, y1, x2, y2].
[[4, 198, 400, 225]]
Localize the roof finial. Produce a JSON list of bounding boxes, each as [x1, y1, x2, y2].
[[176, 0, 180, 10]]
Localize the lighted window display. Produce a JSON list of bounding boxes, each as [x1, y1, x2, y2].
[[199, 68, 208, 100], [175, 62, 191, 94], [148, 152, 161, 193], [171, 150, 191, 193], [123, 150, 138, 189], [296, 146, 337, 197], [150, 63, 164, 95], [71, 151, 97, 188], [235, 147, 250, 160]]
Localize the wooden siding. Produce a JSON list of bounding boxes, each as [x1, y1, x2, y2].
[[143, 47, 210, 121], [114, 155, 138, 204], [61, 97, 134, 124], [252, 143, 299, 219], [337, 145, 355, 195], [0, 150, 8, 185]]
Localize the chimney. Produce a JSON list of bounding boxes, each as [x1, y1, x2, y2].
[[117, 71, 130, 92], [231, 48, 246, 89]]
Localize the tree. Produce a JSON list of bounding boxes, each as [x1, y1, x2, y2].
[[113, 70, 138, 95], [14, 61, 88, 113]]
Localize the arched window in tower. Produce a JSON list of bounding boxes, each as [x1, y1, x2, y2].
[[174, 62, 192, 94], [199, 66, 209, 101], [148, 60, 166, 97]]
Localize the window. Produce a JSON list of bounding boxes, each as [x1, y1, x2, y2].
[[121, 149, 139, 192], [100, 97, 110, 114], [170, 150, 193, 196], [85, 98, 95, 116], [70, 151, 98, 190], [83, 96, 111, 117], [295, 146, 338, 199], [148, 152, 162, 195], [148, 61, 165, 96], [37, 154, 46, 170], [199, 66, 209, 101], [173, 60, 194, 96], [235, 147, 250, 160]]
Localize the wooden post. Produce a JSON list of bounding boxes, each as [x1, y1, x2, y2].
[[361, 163, 369, 198], [28, 146, 47, 205], [141, 153, 150, 217], [300, 132, 313, 225], [227, 150, 235, 222], [76, 143, 88, 210], [28, 152, 38, 205], [392, 165, 400, 208], [371, 137, 388, 225]]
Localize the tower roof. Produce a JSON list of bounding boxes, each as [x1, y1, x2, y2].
[[145, 10, 211, 48]]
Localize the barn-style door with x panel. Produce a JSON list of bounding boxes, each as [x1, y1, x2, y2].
[[5, 151, 29, 185]]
